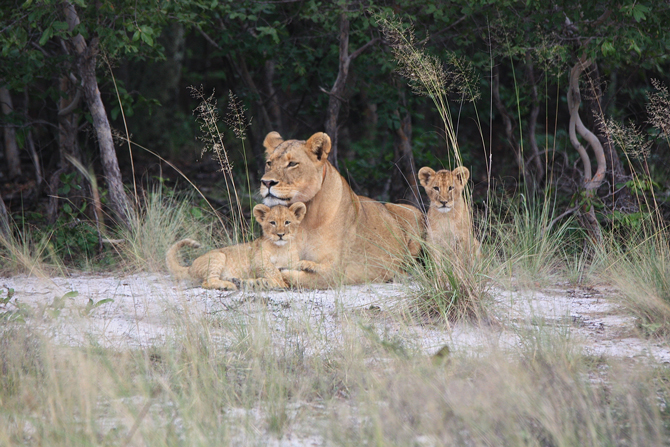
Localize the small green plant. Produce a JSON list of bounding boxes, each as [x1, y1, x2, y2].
[[0, 288, 26, 323], [45, 291, 78, 319], [80, 297, 114, 317]]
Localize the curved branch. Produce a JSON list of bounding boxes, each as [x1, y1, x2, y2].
[[567, 57, 606, 191], [57, 86, 81, 116]]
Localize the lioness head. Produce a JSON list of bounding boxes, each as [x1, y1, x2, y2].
[[260, 132, 332, 206], [253, 202, 307, 246], [418, 166, 470, 213]]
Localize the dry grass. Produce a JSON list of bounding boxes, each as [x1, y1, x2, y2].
[[605, 225, 670, 335], [0, 294, 668, 446], [116, 188, 227, 272]]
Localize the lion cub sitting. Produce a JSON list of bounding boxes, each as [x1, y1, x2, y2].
[[166, 202, 307, 290], [418, 166, 480, 258]]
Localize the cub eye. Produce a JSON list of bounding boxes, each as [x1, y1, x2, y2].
[[433, 186, 440, 191], [288, 161, 298, 167], [266, 161, 272, 167], [448, 186, 454, 191], [269, 221, 276, 226], [285, 221, 290, 225]]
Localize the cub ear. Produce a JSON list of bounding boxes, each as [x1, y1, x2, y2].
[[263, 132, 284, 156], [452, 166, 470, 186], [418, 167, 435, 188], [253, 204, 271, 223], [305, 132, 332, 163], [289, 202, 307, 222]]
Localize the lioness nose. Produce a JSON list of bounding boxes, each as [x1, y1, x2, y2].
[[261, 179, 278, 189], [276, 233, 284, 239]]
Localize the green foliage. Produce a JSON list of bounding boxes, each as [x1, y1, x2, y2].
[[81, 296, 114, 317]]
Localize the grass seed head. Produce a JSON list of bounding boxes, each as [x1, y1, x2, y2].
[[647, 79, 670, 138]]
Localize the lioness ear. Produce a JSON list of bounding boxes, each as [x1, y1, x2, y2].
[[305, 132, 332, 163], [418, 167, 435, 188], [253, 204, 271, 223], [263, 132, 284, 156], [289, 202, 307, 222], [452, 166, 470, 186]]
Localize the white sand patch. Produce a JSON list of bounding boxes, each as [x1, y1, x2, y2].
[[2, 273, 669, 363]]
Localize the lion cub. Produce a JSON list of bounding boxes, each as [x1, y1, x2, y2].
[[166, 202, 307, 290], [418, 166, 480, 257]]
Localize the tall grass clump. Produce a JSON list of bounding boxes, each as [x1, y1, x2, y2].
[[408, 245, 492, 322], [605, 225, 670, 334], [117, 188, 224, 271], [491, 193, 579, 286], [597, 79, 670, 334], [0, 221, 60, 276]]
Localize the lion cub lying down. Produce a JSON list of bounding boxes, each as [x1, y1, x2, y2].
[[418, 166, 480, 257], [166, 202, 306, 290]]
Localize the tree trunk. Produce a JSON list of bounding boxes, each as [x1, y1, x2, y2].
[[567, 56, 605, 242], [525, 52, 544, 186], [48, 74, 83, 223], [0, 190, 8, 237], [492, 66, 528, 181], [390, 90, 420, 208], [237, 56, 271, 176], [264, 59, 284, 135], [0, 86, 22, 179], [325, 13, 378, 169], [24, 86, 43, 186], [63, 1, 131, 227]]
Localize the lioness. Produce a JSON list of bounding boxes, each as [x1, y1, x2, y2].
[[260, 131, 424, 288], [166, 202, 307, 290], [418, 166, 480, 257]]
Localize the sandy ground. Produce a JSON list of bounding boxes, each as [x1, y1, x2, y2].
[[3, 273, 670, 446], [2, 273, 669, 363]]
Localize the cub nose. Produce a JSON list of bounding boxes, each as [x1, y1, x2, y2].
[[261, 179, 278, 189], [440, 201, 448, 206], [276, 233, 284, 239]]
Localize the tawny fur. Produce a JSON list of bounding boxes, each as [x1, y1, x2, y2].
[[418, 166, 480, 258], [260, 131, 425, 289], [166, 203, 307, 290]]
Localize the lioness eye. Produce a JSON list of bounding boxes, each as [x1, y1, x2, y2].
[[269, 221, 276, 226], [448, 186, 454, 191], [433, 186, 439, 191], [266, 161, 271, 166], [285, 221, 290, 225], [288, 161, 298, 167]]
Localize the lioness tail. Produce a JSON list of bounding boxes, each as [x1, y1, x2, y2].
[[166, 238, 201, 280]]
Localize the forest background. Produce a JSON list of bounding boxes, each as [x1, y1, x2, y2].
[[1, 0, 669, 268]]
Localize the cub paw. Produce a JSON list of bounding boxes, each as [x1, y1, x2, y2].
[[297, 260, 320, 273], [202, 279, 238, 291], [239, 278, 271, 291]]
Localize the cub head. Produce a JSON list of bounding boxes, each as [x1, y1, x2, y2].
[[418, 166, 470, 213], [260, 131, 332, 206], [253, 202, 307, 246]]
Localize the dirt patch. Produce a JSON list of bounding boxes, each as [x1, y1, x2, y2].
[[1, 274, 669, 363]]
